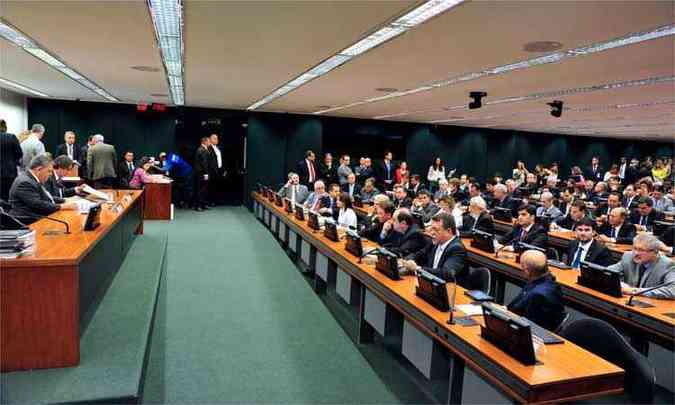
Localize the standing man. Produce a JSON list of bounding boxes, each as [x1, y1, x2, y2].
[[337, 154, 353, 186], [585, 156, 604, 182], [20, 124, 46, 169], [375, 150, 395, 191], [0, 119, 23, 201], [117, 151, 135, 189], [319, 153, 338, 185], [80, 135, 95, 182], [208, 134, 225, 206], [192, 137, 211, 211], [340, 172, 361, 199], [56, 131, 82, 165], [87, 134, 117, 189], [296, 150, 318, 187]]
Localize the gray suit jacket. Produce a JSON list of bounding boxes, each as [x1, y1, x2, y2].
[[87, 143, 117, 180], [278, 184, 309, 204], [8, 171, 60, 222], [20, 136, 46, 169], [608, 252, 675, 299], [337, 164, 353, 185]]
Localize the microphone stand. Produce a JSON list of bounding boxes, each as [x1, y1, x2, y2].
[[626, 281, 675, 306], [447, 275, 458, 325], [10, 212, 71, 234]]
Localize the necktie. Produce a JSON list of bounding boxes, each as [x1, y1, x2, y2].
[[520, 228, 528, 241], [291, 185, 296, 203], [311, 195, 321, 211], [637, 264, 647, 288], [612, 227, 618, 239], [42, 186, 55, 204], [572, 245, 584, 268], [308, 161, 315, 183], [640, 216, 645, 226]]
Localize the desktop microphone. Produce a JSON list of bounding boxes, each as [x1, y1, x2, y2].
[[626, 281, 675, 306], [447, 274, 458, 325], [0, 207, 29, 229], [5, 209, 71, 234]]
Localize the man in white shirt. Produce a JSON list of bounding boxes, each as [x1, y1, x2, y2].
[[278, 172, 309, 205], [208, 134, 225, 206]]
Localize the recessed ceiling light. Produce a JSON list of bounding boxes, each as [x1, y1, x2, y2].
[[0, 18, 117, 101], [247, 0, 467, 110], [523, 41, 563, 53], [131, 66, 161, 72], [375, 87, 399, 92], [147, 0, 185, 106]]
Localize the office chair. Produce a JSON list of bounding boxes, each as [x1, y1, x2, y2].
[[560, 318, 656, 403], [546, 247, 560, 261], [463, 267, 491, 294]]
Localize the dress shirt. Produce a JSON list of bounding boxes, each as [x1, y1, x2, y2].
[[307, 159, 316, 183], [30, 170, 55, 204], [213, 146, 222, 168], [573, 239, 593, 267], [67, 144, 74, 159], [433, 237, 455, 269]]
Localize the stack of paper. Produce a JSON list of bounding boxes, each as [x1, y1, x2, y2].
[[0, 229, 37, 259], [81, 184, 113, 202]]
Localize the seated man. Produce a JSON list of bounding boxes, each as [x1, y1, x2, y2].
[[392, 184, 413, 209], [507, 250, 566, 331], [340, 172, 361, 199], [551, 200, 587, 231], [460, 196, 495, 234], [536, 191, 562, 219], [490, 183, 517, 218], [402, 212, 467, 282], [303, 180, 330, 212], [381, 208, 430, 257], [407, 174, 425, 198], [359, 177, 380, 204], [566, 217, 611, 268], [497, 204, 548, 250], [433, 178, 449, 202], [278, 172, 309, 205], [8, 154, 77, 224], [318, 183, 340, 220], [597, 207, 636, 245], [608, 233, 675, 299], [435, 195, 463, 229], [591, 181, 610, 204], [631, 196, 665, 232], [359, 201, 398, 245], [411, 189, 440, 224], [594, 191, 621, 219], [44, 155, 84, 202]]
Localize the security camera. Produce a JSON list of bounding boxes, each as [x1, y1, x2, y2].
[[469, 92, 487, 109]]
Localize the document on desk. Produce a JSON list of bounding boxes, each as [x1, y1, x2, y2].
[[67, 197, 99, 213], [81, 184, 113, 202], [456, 304, 483, 316]]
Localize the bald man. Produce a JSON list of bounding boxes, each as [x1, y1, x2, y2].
[[507, 250, 566, 331]]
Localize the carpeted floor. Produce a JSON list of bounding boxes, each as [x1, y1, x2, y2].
[[143, 206, 402, 404]]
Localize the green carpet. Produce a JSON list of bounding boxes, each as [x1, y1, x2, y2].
[[143, 206, 401, 404]]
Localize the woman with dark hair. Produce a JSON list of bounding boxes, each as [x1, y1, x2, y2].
[[427, 157, 445, 193], [336, 192, 357, 228], [394, 161, 409, 185], [129, 156, 170, 189]]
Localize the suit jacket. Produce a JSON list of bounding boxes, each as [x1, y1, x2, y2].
[[20, 136, 46, 169], [491, 195, 518, 218], [374, 160, 395, 185], [597, 222, 636, 245], [56, 143, 83, 163], [337, 164, 353, 185], [460, 211, 495, 234], [278, 183, 309, 204], [499, 223, 548, 249], [8, 172, 60, 222], [566, 239, 611, 267], [340, 183, 361, 198], [44, 174, 76, 203], [208, 145, 223, 175], [393, 196, 412, 209], [630, 209, 665, 229], [319, 163, 338, 185], [0, 132, 23, 178], [554, 214, 583, 231], [408, 237, 467, 282], [87, 143, 117, 180], [407, 183, 426, 199], [359, 217, 399, 245], [296, 159, 318, 186], [622, 195, 638, 210], [194, 146, 211, 177], [585, 165, 604, 182], [412, 202, 440, 224], [384, 224, 431, 258], [359, 187, 380, 203], [118, 160, 135, 188], [608, 252, 675, 299], [536, 205, 563, 219], [507, 273, 566, 331], [303, 192, 330, 211], [80, 145, 90, 178]]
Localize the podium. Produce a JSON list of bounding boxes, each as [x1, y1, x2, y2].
[[143, 182, 172, 220]]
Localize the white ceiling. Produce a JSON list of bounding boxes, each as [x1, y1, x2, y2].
[[0, 0, 673, 141]]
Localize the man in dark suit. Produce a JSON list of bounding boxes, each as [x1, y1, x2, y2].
[[585, 156, 604, 182], [319, 153, 338, 185], [296, 150, 318, 186], [208, 134, 225, 206], [507, 250, 566, 331], [490, 183, 517, 218], [117, 151, 135, 189], [374, 150, 395, 191], [497, 204, 548, 250], [381, 208, 430, 257], [411, 190, 440, 223], [631, 197, 665, 231], [403, 212, 467, 282], [406, 174, 425, 198], [192, 137, 211, 211], [44, 155, 83, 202], [551, 200, 587, 231], [460, 196, 495, 234], [566, 218, 611, 268], [392, 184, 412, 209], [359, 201, 398, 245], [594, 191, 621, 219], [318, 183, 340, 220], [8, 154, 77, 223], [55, 131, 82, 165], [0, 119, 23, 201], [340, 172, 361, 199], [622, 184, 639, 210], [79, 135, 95, 181], [597, 207, 636, 245]]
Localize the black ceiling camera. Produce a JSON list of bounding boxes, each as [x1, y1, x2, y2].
[[469, 91, 487, 109], [548, 100, 564, 118]]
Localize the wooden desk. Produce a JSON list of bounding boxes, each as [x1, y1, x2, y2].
[[463, 241, 675, 349], [1, 191, 144, 371], [143, 182, 172, 220], [254, 193, 624, 403]]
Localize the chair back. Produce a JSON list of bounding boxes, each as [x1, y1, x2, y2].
[[464, 267, 491, 294]]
